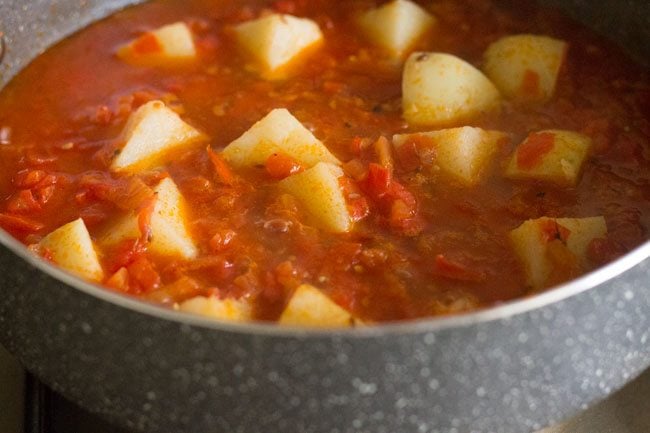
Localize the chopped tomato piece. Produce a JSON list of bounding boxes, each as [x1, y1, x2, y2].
[[433, 254, 486, 282], [35, 185, 56, 205], [539, 219, 571, 243], [79, 204, 111, 227], [275, 260, 301, 291], [132, 33, 162, 55], [127, 256, 161, 293], [7, 190, 41, 213], [348, 196, 370, 222], [207, 147, 236, 186], [384, 182, 422, 233], [265, 152, 304, 180], [78, 172, 154, 211], [364, 163, 392, 197], [395, 139, 421, 172], [342, 159, 367, 181], [105, 238, 147, 273], [14, 169, 46, 188], [0, 213, 44, 232], [390, 199, 415, 225], [349, 136, 372, 156], [384, 181, 417, 211], [360, 162, 421, 234], [517, 132, 555, 170]]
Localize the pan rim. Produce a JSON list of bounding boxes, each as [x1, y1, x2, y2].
[[1, 228, 648, 337]]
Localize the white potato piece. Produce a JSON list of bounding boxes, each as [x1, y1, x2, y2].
[[510, 216, 607, 289], [222, 108, 340, 168], [111, 100, 206, 173], [484, 34, 567, 102], [393, 127, 507, 185], [39, 218, 104, 282], [178, 296, 252, 322], [101, 178, 198, 259], [505, 130, 591, 186], [554, 217, 608, 268], [279, 162, 351, 233], [403, 52, 501, 127], [117, 22, 197, 65], [358, 0, 436, 57], [234, 14, 323, 72], [279, 284, 356, 327]]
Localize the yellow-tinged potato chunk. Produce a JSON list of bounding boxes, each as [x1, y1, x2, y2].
[[279, 284, 356, 327], [510, 216, 607, 289], [101, 178, 198, 259], [279, 162, 351, 233], [393, 127, 507, 185], [117, 22, 197, 65], [358, 0, 436, 57], [178, 296, 252, 322], [234, 14, 323, 73], [111, 100, 206, 173], [505, 130, 591, 186], [484, 34, 567, 102], [39, 218, 104, 282], [403, 52, 501, 127], [222, 108, 340, 168]]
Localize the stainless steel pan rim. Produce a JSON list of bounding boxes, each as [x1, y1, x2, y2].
[[1, 228, 648, 337]]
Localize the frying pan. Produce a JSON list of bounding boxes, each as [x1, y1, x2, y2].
[[0, 1, 649, 432]]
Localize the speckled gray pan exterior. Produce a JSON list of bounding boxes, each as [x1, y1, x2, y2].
[[0, 1, 649, 432]]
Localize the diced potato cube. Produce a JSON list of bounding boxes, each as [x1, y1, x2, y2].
[[358, 0, 436, 57], [505, 130, 591, 186], [39, 218, 104, 282], [111, 100, 206, 173], [510, 216, 607, 289], [393, 127, 507, 185], [403, 52, 501, 127], [278, 162, 351, 233], [222, 108, 340, 168], [117, 22, 197, 65], [483, 34, 567, 102], [178, 296, 252, 322], [279, 284, 356, 327], [554, 217, 608, 268], [101, 178, 198, 259], [234, 14, 323, 73]]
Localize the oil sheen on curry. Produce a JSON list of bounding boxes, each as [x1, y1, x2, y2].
[[0, 0, 648, 326]]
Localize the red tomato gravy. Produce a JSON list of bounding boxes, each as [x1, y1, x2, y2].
[[0, 0, 648, 323]]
